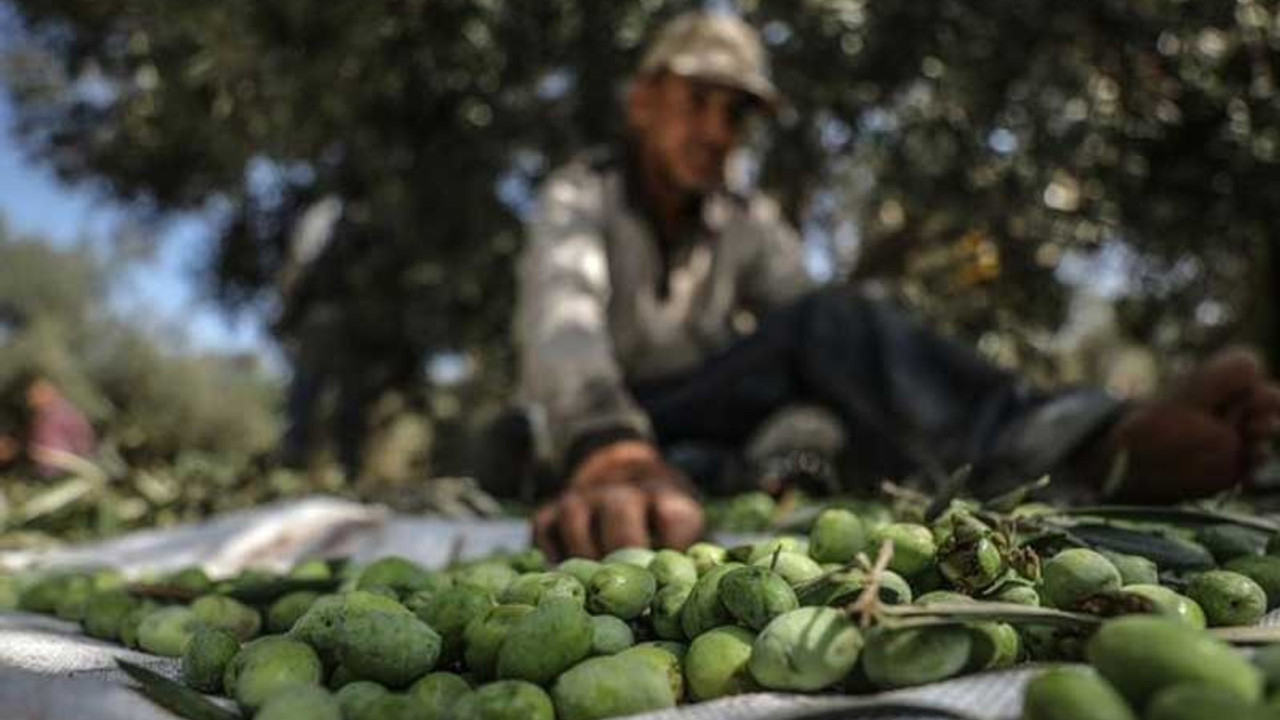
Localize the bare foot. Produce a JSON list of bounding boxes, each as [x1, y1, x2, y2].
[[1092, 348, 1280, 502]]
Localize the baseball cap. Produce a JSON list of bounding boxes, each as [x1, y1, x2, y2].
[[637, 11, 780, 109]]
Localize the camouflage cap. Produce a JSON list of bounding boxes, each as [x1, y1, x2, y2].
[[638, 11, 780, 109]]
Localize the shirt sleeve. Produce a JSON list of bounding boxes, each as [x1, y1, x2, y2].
[[738, 196, 816, 314], [515, 169, 653, 471]]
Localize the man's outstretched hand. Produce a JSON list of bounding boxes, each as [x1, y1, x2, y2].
[[1092, 347, 1280, 502], [533, 440, 704, 560]]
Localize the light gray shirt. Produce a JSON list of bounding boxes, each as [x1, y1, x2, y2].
[[515, 153, 814, 465]]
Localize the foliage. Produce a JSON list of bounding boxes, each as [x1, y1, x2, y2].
[[3, 0, 1277, 467], [0, 459, 341, 547], [0, 224, 281, 464]]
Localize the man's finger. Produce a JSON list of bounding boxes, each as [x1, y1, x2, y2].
[[532, 504, 562, 560], [558, 493, 600, 559], [650, 488, 704, 551], [597, 484, 651, 552]]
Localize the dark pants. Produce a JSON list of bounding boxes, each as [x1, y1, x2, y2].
[[481, 288, 1117, 501], [630, 287, 1052, 494]]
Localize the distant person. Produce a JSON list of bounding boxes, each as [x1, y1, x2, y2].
[[0, 371, 96, 477], [516, 11, 1280, 559]]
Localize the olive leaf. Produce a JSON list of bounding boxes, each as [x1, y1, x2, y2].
[[1058, 505, 1279, 532], [129, 577, 339, 605], [117, 659, 242, 720], [1053, 524, 1215, 571], [981, 475, 1052, 514], [876, 601, 1100, 630]]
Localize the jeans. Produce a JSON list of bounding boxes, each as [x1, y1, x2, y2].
[[630, 288, 1123, 497]]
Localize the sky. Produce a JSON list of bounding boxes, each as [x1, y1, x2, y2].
[[0, 92, 275, 362]]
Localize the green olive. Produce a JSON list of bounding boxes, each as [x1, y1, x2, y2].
[[1185, 571, 1267, 627], [745, 536, 809, 564], [453, 561, 519, 597], [1021, 666, 1136, 720], [586, 564, 656, 620], [495, 599, 594, 686], [224, 636, 324, 711], [719, 566, 798, 631], [589, 614, 635, 655], [748, 607, 863, 691], [680, 563, 742, 639], [1042, 548, 1121, 610], [334, 681, 390, 720], [253, 684, 340, 720], [453, 680, 555, 720], [267, 591, 321, 634], [686, 543, 728, 576], [602, 547, 656, 569], [869, 523, 937, 577], [685, 626, 759, 701], [137, 606, 204, 657], [552, 654, 676, 720], [752, 551, 823, 586], [619, 642, 686, 700], [650, 582, 692, 641], [191, 594, 262, 641], [1086, 615, 1262, 707], [416, 584, 495, 664], [81, 589, 137, 641], [1099, 551, 1159, 586], [648, 550, 698, 587], [508, 549, 548, 574], [357, 556, 448, 598], [861, 626, 971, 690], [336, 609, 441, 688], [182, 626, 240, 693], [409, 672, 472, 720], [1145, 684, 1259, 720], [808, 509, 867, 565], [556, 559, 603, 587], [463, 604, 536, 681], [501, 572, 585, 608]]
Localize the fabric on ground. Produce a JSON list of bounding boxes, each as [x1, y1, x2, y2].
[[0, 495, 1269, 720]]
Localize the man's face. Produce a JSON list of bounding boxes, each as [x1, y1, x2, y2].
[[629, 73, 756, 194]]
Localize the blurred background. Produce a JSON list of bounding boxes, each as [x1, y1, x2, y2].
[[0, 0, 1275, 541]]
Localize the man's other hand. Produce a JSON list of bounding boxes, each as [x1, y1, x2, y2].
[[532, 440, 704, 560], [1094, 347, 1280, 502]]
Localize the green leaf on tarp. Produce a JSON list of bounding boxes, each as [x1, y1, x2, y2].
[[1060, 506, 1279, 532], [222, 577, 341, 605], [117, 659, 242, 720], [1062, 524, 1215, 571], [982, 475, 1052, 514], [877, 601, 1100, 629], [128, 577, 340, 605]]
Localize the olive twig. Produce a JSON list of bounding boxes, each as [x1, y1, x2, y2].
[[846, 539, 894, 628]]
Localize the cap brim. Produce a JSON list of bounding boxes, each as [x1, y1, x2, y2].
[[663, 59, 781, 112]]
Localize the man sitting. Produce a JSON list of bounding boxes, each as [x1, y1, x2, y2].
[[514, 12, 1280, 558]]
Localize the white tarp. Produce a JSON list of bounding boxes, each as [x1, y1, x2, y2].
[[0, 495, 1240, 720]]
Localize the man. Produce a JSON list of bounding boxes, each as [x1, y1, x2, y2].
[[517, 11, 1280, 559]]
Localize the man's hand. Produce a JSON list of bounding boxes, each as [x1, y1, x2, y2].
[[1088, 347, 1280, 502], [532, 440, 704, 560]]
